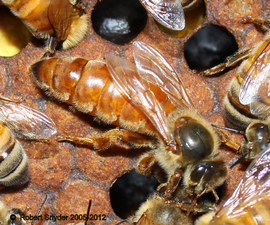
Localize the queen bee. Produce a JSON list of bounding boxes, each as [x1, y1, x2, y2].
[[32, 41, 229, 203]]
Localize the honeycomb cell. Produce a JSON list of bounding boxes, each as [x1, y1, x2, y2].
[[91, 0, 147, 45], [110, 170, 159, 219], [0, 6, 31, 57], [184, 24, 238, 72]]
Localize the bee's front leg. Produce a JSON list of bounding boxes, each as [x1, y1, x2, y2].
[[157, 169, 183, 200], [201, 48, 251, 76]]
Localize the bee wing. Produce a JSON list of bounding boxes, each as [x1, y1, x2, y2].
[[106, 42, 194, 150], [133, 41, 194, 109], [215, 145, 270, 218], [239, 41, 270, 116], [136, 210, 151, 225], [139, 0, 185, 30], [106, 54, 176, 148], [48, 0, 73, 39], [0, 99, 57, 139]]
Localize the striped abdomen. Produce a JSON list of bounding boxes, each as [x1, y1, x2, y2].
[[224, 37, 270, 130], [31, 57, 177, 135], [0, 123, 29, 187], [223, 77, 262, 130]]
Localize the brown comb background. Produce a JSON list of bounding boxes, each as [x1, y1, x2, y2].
[[0, 0, 268, 224]]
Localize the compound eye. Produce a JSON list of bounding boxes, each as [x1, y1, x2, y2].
[[190, 161, 216, 183], [248, 122, 269, 144]]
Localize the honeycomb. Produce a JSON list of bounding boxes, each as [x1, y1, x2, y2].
[[0, 0, 267, 224]]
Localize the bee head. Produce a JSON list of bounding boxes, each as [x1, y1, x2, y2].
[[184, 159, 228, 198]]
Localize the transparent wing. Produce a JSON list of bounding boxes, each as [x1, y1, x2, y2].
[[133, 41, 194, 109], [239, 39, 270, 116], [215, 145, 270, 218], [106, 53, 176, 149], [139, 0, 185, 30], [0, 98, 57, 139]]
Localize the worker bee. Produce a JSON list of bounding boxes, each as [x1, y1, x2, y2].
[[126, 193, 192, 225], [195, 141, 270, 225], [199, 17, 270, 159], [0, 96, 57, 187], [126, 177, 218, 225], [0, 200, 26, 225], [138, 0, 186, 30], [1, 0, 89, 53], [0, 195, 48, 225], [201, 17, 270, 130], [31, 41, 228, 202]]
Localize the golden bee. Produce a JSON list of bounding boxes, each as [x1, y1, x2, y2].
[[195, 140, 270, 225], [31, 41, 229, 202], [0, 96, 57, 187], [0, 200, 26, 225], [1, 0, 89, 52]]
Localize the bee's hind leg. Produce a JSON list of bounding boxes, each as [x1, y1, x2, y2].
[[213, 126, 241, 152], [57, 128, 155, 150], [242, 16, 270, 31]]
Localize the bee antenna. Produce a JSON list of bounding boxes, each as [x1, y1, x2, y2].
[[85, 199, 92, 225], [229, 152, 250, 169], [115, 220, 126, 225], [31, 194, 47, 225], [211, 124, 244, 134]]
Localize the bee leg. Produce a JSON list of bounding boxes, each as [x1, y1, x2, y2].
[[211, 188, 219, 203], [162, 199, 197, 220], [200, 48, 252, 76], [213, 127, 241, 152], [0, 95, 24, 103], [136, 152, 156, 177], [57, 128, 154, 150], [157, 169, 183, 200], [242, 16, 270, 31], [43, 36, 57, 58], [198, 186, 219, 204], [163, 198, 192, 212]]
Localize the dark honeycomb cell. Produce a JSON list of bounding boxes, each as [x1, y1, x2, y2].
[[184, 24, 238, 72], [91, 0, 147, 45], [110, 170, 159, 219]]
